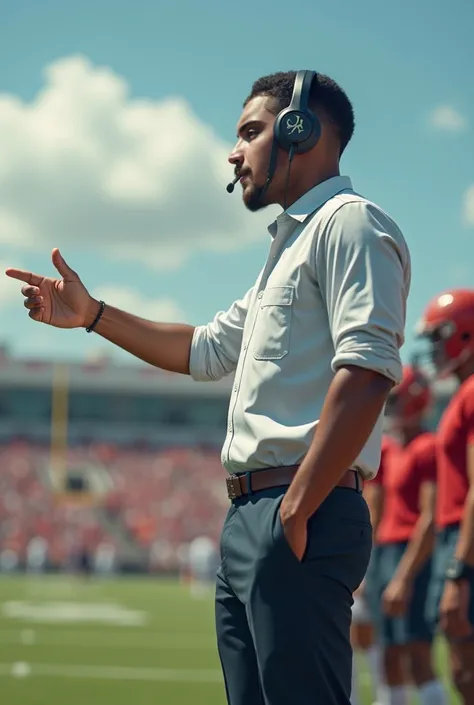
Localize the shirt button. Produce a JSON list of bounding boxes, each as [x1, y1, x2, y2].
[[257, 291, 263, 299], [234, 385, 238, 392]]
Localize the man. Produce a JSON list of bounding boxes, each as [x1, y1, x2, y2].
[[5, 70, 411, 705], [370, 366, 447, 705], [417, 289, 474, 705]]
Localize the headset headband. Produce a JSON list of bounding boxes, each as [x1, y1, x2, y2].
[[290, 70, 316, 114]]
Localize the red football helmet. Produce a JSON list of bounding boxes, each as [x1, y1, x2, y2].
[[385, 364, 432, 423], [415, 289, 474, 378]]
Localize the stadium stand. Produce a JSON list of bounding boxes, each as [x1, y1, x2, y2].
[[0, 349, 231, 575], [0, 348, 455, 576]]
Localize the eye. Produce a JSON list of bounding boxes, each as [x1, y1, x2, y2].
[[247, 128, 259, 141]]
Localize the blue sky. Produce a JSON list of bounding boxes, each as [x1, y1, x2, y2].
[[0, 0, 473, 364]]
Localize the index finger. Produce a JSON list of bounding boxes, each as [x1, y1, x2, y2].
[[5, 268, 44, 286]]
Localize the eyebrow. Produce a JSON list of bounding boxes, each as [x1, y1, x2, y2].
[[236, 119, 263, 139]]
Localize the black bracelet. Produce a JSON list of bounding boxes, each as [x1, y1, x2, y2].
[[86, 300, 106, 333]]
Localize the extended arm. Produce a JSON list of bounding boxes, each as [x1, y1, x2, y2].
[[88, 285, 253, 380]]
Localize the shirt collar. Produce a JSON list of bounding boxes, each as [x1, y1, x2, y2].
[[267, 175, 353, 239]]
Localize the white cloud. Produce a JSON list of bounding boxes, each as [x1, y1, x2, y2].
[[0, 55, 278, 270], [464, 184, 474, 226], [429, 105, 468, 132], [91, 284, 187, 322]]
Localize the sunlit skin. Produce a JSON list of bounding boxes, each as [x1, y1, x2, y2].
[[228, 95, 340, 212]]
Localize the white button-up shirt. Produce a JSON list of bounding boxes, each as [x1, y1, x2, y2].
[[189, 176, 411, 480]]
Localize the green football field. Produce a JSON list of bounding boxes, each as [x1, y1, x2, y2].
[[0, 574, 459, 704]]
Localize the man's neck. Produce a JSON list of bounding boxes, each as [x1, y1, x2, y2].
[[279, 165, 340, 210]]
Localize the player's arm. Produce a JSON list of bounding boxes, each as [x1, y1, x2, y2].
[[280, 202, 409, 544], [452, 444, 474, 567], [439, 430, 474, 639], [391, 479, 436, 584]]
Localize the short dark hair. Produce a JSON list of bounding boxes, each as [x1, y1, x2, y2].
[[244, 70, 355, 155]]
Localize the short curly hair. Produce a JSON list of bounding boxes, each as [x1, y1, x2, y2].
[[244, 70, 355, 155]]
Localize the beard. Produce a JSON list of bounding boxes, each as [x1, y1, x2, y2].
[[242, 181, 270, 212]]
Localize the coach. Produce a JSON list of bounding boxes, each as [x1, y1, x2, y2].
[[6, 69, 411, 704]]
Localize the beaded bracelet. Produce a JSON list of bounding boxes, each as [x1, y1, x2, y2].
[[86, 300, 106, 333]]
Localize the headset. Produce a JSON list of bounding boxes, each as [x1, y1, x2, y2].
[[227, 70, 321, 200], [273, 69, 321, 154]]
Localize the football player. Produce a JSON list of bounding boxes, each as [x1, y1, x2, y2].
[[369, 365, 447, 705], [350, 466, 385, 705], [417, 289, 474, 704], [187, 534, 219, 597]]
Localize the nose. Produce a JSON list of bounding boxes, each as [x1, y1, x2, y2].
[[228, 144, 244, 170]]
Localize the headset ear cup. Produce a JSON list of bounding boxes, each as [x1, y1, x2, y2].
[[295, 113, 321, 154], [274, 108, 321, 154]]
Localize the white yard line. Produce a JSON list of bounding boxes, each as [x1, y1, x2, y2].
[[0, 662, 223, 683], [0, 630, 216, 649]]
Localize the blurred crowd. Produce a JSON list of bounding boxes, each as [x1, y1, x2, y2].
[[0, 441, 227, 575]]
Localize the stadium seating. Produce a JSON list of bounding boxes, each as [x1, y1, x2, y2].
[[0, 440, 228, 574]]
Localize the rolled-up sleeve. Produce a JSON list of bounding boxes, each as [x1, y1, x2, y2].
[[314, 199, 411, 385], [189, 286, 254, 382]]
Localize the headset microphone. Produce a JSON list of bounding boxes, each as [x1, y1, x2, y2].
[[226, 175, 239, 193]]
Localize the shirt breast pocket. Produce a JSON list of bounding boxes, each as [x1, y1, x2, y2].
[[252, 285, 294, 361]]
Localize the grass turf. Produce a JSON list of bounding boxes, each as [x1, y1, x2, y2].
[[0, 575, 459, 704]]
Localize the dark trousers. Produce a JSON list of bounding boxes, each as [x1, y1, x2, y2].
[[215, 483, 372, 705]]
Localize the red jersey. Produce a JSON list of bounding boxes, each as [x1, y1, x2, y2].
[[436, 375, 474, 528], [376, 432, 437, 544]]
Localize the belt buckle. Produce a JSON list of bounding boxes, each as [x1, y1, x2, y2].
[[226, 474, 242, 500]]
